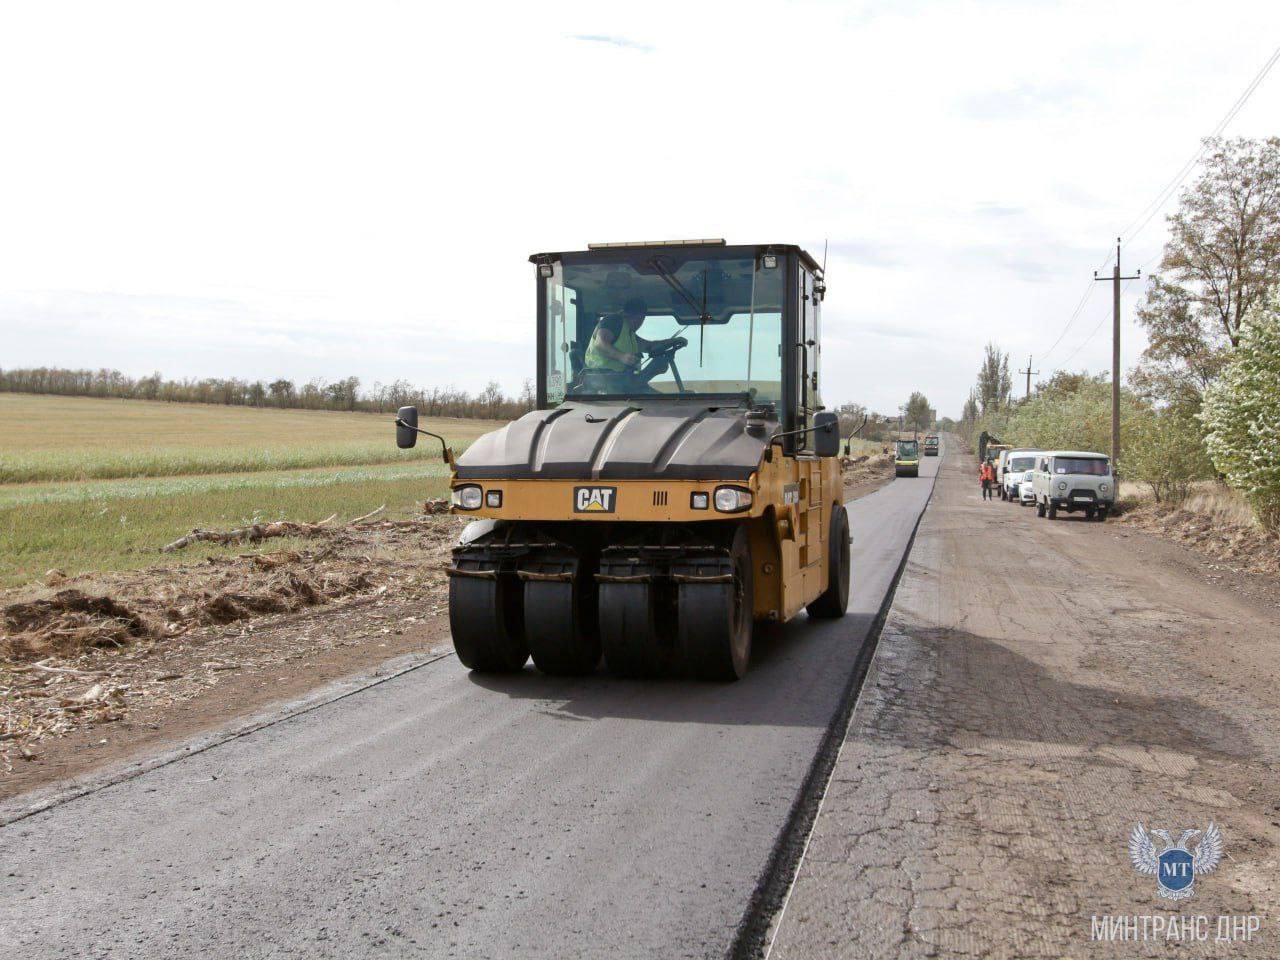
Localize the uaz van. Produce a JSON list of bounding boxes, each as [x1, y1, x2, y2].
[[1032, 451, 1114, 521]]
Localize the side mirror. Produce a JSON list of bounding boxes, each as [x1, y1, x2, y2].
[[396, 406, 419, 449], [813, 411, 840, 458]]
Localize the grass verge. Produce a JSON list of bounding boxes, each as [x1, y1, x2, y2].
[[0, 472, 448, 589]]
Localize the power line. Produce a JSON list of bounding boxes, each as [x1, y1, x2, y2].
[[1120, 42, 1280, 245], [1039, 247, 1116, 365], [1044, 41, 1280, 374], [1056, 275, 1142, 368]]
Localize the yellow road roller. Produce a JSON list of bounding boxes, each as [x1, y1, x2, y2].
[[396, 240, 848, 680]]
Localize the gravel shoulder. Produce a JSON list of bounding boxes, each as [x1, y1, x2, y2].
[[769, 444, 1280, 958]]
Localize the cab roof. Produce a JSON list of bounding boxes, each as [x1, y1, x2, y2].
[[529, 241, 823, 275]]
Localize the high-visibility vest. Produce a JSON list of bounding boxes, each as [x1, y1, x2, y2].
[[584, 318, 638, 372]]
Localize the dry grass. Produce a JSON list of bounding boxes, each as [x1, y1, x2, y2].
[[1117, 480, 1280, 578]]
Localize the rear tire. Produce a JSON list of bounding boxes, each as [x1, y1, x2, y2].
[[524, 577, 600, 676], [807, 505, 850, 619], [450, 574, 529, 672], [679, 527, 753, 681], [1036, 499, 1046, 518]]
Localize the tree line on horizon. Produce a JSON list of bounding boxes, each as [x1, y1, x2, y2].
[[0, 366, 537, 422]]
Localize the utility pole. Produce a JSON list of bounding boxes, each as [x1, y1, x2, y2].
[[1017, 356, 1039, 399], [1094, 238, 1140, 473]]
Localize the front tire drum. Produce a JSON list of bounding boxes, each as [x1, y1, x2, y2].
[[450, 573, 529, 672]]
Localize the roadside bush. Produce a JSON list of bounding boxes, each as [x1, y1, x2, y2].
[[1004, 378, 1145, 457], [1125, 407, 1214, 503], [1201, 290, 1280, 530]]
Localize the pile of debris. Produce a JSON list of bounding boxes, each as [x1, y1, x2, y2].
[[1, 505, 464, 771], [841, 451, 895, 495], [1118, 501, 1280, 578]]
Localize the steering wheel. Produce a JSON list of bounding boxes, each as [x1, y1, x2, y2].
[[645, 336, 687, 361], [638, 336, 688, 393]]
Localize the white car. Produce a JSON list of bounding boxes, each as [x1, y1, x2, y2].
[[1032, 450, 1115, 521], [1016, 471, 1037, 505]]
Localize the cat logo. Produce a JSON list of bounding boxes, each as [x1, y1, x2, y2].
[[574, 486, 617, 513]]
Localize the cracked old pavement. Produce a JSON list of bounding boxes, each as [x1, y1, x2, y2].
[[768, 444, 1280, 958]]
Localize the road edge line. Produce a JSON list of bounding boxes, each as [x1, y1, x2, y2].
[[728, 459, 942, 960]]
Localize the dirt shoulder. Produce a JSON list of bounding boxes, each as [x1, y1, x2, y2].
[[772, 446, 1280, 958], [1, 512, 462, 799], [843, 450, 896, 501]]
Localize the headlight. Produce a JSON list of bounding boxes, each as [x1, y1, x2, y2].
[[451, 484, 483, 510], [714, 486, 753, 513], [1099, 482, 1110, 493], [1057, 480, 1068, 491]]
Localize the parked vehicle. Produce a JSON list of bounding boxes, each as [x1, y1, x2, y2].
[[998, 449, 1039, 501], [1016, 472, 1037, 505], [1032, 451, 1114, 521]]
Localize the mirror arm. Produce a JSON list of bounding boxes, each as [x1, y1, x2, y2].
[[395, 418, 453, 464], [768, 420, 837, 448]]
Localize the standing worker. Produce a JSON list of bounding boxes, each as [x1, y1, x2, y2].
[[980, 459, 996, 501]]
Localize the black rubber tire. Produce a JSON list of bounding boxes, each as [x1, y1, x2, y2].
[[449, 574, 529, 672], [1096, 507, 1109, 522], [1048, 503, 1058, 520], [679, 526, 753, 681], [1036, 500, 1046, 518], [525, 579, 600, 676], [1085, 507, 1096, 521], [999, 487, 1007, 501], [600, 582, 667, 678], [807, 505, 850, 619]]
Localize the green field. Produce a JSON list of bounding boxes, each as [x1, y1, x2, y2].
[[0, 394, 500, 588]]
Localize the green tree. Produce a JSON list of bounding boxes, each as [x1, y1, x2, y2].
[[976, 343, 1011, 414], [1201, 289, 1280, 529], [904, 392, 931, 433], [1134, 137, 1280, 406]]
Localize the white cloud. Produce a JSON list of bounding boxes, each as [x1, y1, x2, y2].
[[1, 0, 1278, 416]]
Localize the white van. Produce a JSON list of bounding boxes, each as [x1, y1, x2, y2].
[[1032, 451, 1115, 521], [998, 449, 1039, 502]]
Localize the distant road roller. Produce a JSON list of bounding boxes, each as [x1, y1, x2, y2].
[[396, 240, 848, 680]]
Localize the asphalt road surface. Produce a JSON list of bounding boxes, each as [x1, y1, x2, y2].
[[1, 453, 941, 960]]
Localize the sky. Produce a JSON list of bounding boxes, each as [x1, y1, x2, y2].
[[2, 0, 1279, 418]]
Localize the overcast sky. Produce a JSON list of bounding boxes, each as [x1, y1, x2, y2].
[[2, 0, 1279, 417]]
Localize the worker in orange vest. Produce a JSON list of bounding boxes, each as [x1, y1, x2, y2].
[[980, 460, 996, 501]]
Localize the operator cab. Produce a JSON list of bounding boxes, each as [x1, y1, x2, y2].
[[532, 239, 827, 452]]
